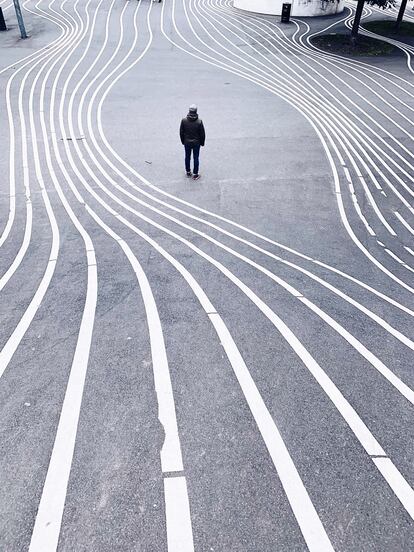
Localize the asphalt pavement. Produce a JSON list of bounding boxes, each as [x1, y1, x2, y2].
[[0, 0, 414, 550]]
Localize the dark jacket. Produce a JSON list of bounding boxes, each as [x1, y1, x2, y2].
[[180, 112, 205, 146]]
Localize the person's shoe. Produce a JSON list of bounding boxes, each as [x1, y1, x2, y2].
[[193, 174, 200, 180], [186, 171, 192, 177]]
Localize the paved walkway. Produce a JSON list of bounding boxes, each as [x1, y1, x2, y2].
[[0, 1, 414, 551]]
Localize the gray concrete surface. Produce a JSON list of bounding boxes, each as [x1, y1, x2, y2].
[[0, 0, 413, 550]]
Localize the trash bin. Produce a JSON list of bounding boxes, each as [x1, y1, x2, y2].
[[281, 3, 291, 23]]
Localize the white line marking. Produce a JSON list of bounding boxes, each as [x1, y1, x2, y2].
[[360, 174, 381, 191], [86, 211, 184, 473], [73, 0, 414, 528], [28, 2, 98, 551], [402, 263, 414, 275], [299, 297, 414, 405], [343, 167, 351, 182], [350, 192, 376, 236], [373, 457, 414, 521], [385, 249, 404, 264], [395, 211, 414, 236], [93, 37, 414, 320], [67, 155, 335, 548], [188, 0, 414, 288], [208, 313, 335, 551], [28, 264, 97, 552], [55, 0, 414, 540], [357, 176, 396, 235], [33, 2, 189, 550], [164, 477, 195, 552]]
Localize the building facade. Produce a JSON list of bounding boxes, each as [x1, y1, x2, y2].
[[233, 0, 344, 17]]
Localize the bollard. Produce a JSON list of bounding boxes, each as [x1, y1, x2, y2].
[[281, 2, 291, 23], [0, 7, 7, 31]]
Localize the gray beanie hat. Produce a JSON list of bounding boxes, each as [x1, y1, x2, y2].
[[189, 104, 197, 113]]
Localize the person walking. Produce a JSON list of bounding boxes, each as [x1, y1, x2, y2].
[[179, 104, 205, 180]]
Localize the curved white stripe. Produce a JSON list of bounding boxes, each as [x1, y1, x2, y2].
[[40, 2, 193, 550], [169, 0, 414, 295], [94, 0, 414, 318], [0, 0, 81, 378], [64, 2, 337, 548]]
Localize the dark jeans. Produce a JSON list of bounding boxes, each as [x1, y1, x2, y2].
[[184, 144, 200, 175]]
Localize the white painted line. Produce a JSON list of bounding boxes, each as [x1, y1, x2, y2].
[[343, 167, 351, 182], [164, 477, 195, 552], [78, 7, 414, 530], [395, 211, 414, 236], [0, 203, 32, 293], [299, 297, 414, 405], [86, 249, 95, 266], [94, 43, 414, 321], [140, 254, 184, 473], [28, 2, 98, 550], [208, 313, 334, 552], [161, 0, 414, 296], [360, 174, 381, 191], [28, 264, 97, 552], [73, 178, 335, 547], [373, 457, 414, 521], [404, 246, 414, 258], [57, 0, 414, 549], [402, 263, 414, 275], [385, 249, 404, 264], [85, 210, 184, 473], [357, 177, 396, 235], [350, 193, 376, 236]]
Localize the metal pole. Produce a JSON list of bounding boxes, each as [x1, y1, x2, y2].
[[13, 0, 27, 39]]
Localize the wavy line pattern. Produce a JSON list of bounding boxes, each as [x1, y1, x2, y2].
[[0, 0, 413, 550]]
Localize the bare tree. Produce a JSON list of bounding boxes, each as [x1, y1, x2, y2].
[[351, 0, 396, 45]]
